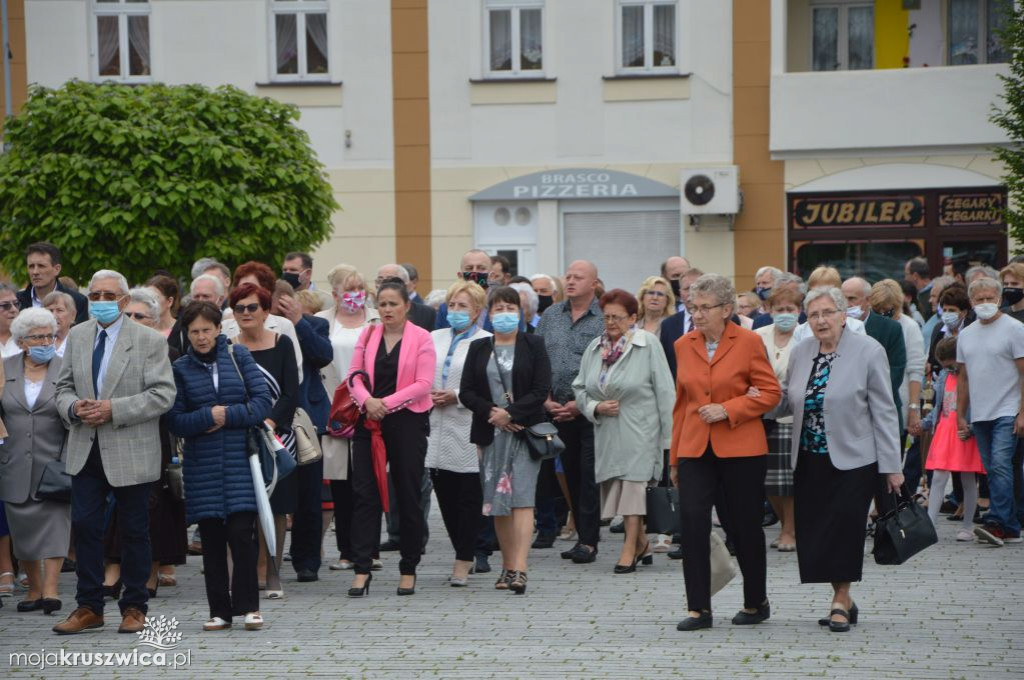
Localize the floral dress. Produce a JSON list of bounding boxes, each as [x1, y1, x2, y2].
[[800, 351, 838, 455]]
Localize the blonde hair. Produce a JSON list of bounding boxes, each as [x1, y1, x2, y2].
[[869, 279, 903, 315], [445, 280, 486, 312], [295, 289, 323, 314], [807, 265, 842, 288], [636, 276, 675, 321], [1000, 262, 1024, 285], [326, 263, 363, 294]]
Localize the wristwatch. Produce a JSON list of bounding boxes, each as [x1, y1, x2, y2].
[[908, 404, 920, 411]]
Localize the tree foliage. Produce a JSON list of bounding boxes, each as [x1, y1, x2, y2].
[[992, 3, 1024, 250], [0, 81, 338, 283]]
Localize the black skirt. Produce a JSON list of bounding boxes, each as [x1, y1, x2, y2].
[[793, 448, 878, 584]]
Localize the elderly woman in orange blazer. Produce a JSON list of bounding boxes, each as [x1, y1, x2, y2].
[[670, 274, 781, 632]]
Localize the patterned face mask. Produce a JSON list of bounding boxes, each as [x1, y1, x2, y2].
[[341, 290, 367, 313]]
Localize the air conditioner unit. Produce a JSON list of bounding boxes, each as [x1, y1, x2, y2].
[[679, 166, 740, 215]]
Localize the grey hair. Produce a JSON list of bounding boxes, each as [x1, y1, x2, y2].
[[755, 266, 783, 282], [510, 282, 539, 316], [130, 287, 162, 321], [930, 275, 954, 294], [42, 290, 75, 311], [11, 307, 57, 343], [776, 272, 807, 295], [968, 276, 1003, 299], [844, 276, 871, 296], [424, 288, 447, 308], [89, 269, 130, 295], [804, 286, 848, 313], [530, 273, 555, 285], [190, 273, 225, 297], [966, 265, 1000, 283], [690, 273, 736, 307], [191, 257, 220, 280], [377, 263, 410, 284], [0, 281, 18, 297]]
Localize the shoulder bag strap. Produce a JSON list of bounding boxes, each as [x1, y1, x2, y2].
[[489, 337, 513, 406], [226, 341, 250, 400]]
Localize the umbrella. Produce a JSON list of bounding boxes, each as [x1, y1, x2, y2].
[[363, 418, 390, 513], [249, 450, 277, 556]]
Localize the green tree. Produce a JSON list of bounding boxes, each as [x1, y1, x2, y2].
[[992, 2, 1024, 250], [0, 81, 338, 284]]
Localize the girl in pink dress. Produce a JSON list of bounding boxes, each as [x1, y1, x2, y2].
[[924, 337, 984, 541]]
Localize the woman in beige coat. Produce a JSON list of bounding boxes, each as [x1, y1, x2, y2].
[[573, 289, 675, 574]]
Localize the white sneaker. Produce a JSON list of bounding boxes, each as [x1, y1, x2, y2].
[[370, 559, 384, 571], [652, 534, 673, 553], [329, 559, 353, 571], [203, 617, 232, 631], [956, 530, 973, 542], [244, 612, 263, 631]]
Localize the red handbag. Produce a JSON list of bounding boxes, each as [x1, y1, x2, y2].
[[329, 371, 367, 437]]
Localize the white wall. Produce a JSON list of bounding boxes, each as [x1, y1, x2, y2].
[[25, 1, 90, 85]]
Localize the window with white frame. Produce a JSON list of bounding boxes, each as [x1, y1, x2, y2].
[[93, 0, 151, 81], [810, 2, 873, 71], [948, 0, 1013, 65], [270, 0, 330, 80], [485, 0, 544, 77], [617, 1, 677, 72]]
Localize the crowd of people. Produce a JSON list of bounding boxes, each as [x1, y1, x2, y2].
[[0, 242, 1021, 636]]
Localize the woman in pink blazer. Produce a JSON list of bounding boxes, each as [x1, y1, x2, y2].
[[346, 279, 435, 597]]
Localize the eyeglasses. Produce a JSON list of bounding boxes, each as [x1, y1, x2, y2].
[[807, 309, 840, 322], [22, 333, 55, 343], [87, 291, 123, 302], [603, 314, 630, 323], [233, 303, 261, 314], [0, 301, 19, 311], [686, 303, 724, 315], [645, 290, 667, 298], [125, 312, 151, 321]]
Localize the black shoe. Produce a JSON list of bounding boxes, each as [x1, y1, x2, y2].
[[667, 547, 684, 560], [571, 545, 598, 564], [103, 581, 123, 600], [41, 598, 62, 615], [474, 555, 491, 574], [676, 612, 713, 631], [347, 573, 372, 598], [296, 569, 318, 583], [61, 559, 76, 573], [762, 511, 779, 528], [531, 533, 556, 549], [560, 543, 583, 560], [397, 576, 416, 596], [17, 599, 42, 612], [731, 601, 770, 625], [818, 602, 858, 628], [974, 511, 989, 525], [609, 520, 625, 534], [380, 539, 400, 551], [939, 499, 959, 514]]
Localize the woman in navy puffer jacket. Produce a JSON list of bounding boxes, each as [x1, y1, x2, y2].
[[168, 301, 272, 631]]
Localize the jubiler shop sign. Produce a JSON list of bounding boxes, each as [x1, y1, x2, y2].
[[791, 195, 926, 229], [470, 168, 679, 202]]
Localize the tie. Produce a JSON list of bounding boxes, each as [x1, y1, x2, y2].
[[92, 329, 107, 397], [687, 316, 694, 333]]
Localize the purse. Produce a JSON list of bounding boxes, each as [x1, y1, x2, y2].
[[36, 448, 72, 503], [644, 486, 680, 536], [489, 339, 563, 461], [330, 327, 372, 433], [166, 455, 184, 501], [292, 407, 322, 466], [709, 531, 738, 596], [872, 486, 938, 565]]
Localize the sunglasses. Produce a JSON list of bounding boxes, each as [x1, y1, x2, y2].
[[0, 301, 19, 311], [87, 292, 123, 302], [125, 312, 151, 321], [233, 303, 262, 314]]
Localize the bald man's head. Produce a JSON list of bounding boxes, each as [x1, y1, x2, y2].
[[564, 260, 598, 302], [663, 256, 690, 281], [841, 277, 871, 317]]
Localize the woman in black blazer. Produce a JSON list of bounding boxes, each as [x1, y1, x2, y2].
[[460, 287, 551, 593]]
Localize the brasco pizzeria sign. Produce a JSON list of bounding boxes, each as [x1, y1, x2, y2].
[[470, 168, 679, 202], [790, 195, 925, 229]]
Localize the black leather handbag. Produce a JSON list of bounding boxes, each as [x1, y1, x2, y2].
[[36, 438, 72, 503], [872, 486, 938, 565], [645, 486, 681, 536], [520, 422, 564, 462]]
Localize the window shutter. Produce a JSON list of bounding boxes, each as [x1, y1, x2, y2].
[[563, 210, 680, 291]]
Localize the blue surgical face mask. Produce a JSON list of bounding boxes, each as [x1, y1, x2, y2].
[[447, 310, 472, 332], [491, 312, 520, 334], [755, 286, 771, 301], [28, 344, 56, 363], [772, 312, 798, 332], [89, 300, 121, 325]]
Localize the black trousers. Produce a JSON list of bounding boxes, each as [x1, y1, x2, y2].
[[431, 468, 483, 562], [289, 456, 324, 573], [556, 417, 600, 547], [350, 410, 429, 575], [679, 448, 767, 612], [197, 512, 258, 621]]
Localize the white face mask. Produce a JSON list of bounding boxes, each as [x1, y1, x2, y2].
[[974, 303, 999, 321], [941, 311, 961, 329], [845, 306, 864, 320]]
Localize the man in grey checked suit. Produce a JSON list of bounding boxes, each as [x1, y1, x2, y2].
[[53, 270, 176, 635]]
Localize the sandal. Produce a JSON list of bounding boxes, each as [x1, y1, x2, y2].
[[509, 570, 528, 594], [769, 538, 780, 549], [494, 569, 512, 590], [158, 574, 177, 587], [0, 572, 15, 597], [265, 590, 284, 600], [777, 543, 797, 552]]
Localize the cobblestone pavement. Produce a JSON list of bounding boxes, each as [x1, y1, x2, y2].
[[1, 504, 1022, 679]]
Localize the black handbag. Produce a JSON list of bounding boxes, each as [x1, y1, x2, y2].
[[645, 486, 680, 536], [872, 486, 938, 565], [36, 438, 72, 503], [520, 421, 564, 462]]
